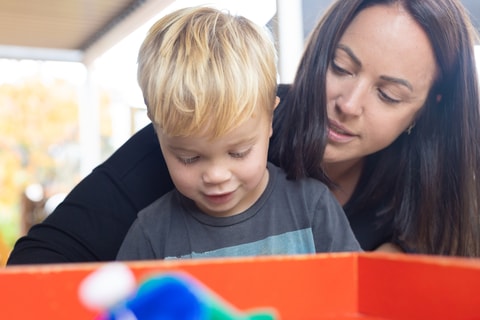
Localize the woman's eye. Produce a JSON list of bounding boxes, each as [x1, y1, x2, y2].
[[331, 60, 353, 76], [178, 156, 199, 165], [378, 89, 401, 104], [230, 149, 251, 159]]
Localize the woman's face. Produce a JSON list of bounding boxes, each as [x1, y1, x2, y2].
[[324, 4, 437, 166]]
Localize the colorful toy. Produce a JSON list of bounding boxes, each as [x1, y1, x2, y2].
[[78, 262, 278, 320]]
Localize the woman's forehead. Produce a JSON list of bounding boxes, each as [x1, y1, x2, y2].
[[339, 4, 437, 93]]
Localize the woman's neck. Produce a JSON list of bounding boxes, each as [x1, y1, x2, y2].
[[323, 159, 364, 206]]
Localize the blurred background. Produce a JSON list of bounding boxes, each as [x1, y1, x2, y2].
[[0, 0, 479, 264]]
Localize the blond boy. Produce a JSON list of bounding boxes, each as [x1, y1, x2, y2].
[[117, 7, 360, 260]]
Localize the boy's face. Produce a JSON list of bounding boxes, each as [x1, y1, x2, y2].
[[156, 106, 274, 217]]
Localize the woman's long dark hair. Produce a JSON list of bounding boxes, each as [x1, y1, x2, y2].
[[270, 0, 480, 256]]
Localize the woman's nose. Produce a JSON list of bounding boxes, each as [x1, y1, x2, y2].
[[335, 81, 367, 117]]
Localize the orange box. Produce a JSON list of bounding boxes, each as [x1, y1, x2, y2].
[[1, 253, 480, 319]]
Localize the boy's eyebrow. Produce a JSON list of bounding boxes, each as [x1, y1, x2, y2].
[[227, 135, 257, 147], [337, 43, 413, 92], [168, 145, 194, 152], [167, 135, 257, 151]]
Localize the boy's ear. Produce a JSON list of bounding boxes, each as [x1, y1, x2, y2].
[[273, 96, 280, 110], [268, 97, 280, 138]]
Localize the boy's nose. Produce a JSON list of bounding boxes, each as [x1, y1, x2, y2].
[[202, 165, 231, 184]]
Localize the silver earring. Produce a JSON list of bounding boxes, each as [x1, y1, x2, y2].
[[406, 122, 415, 135]]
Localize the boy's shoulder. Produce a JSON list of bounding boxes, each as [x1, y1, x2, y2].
[[137, 189, 181, 221], [267, 162, 330, 194]]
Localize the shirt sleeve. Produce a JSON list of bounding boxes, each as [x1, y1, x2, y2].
[[312, 190, 363, 253]]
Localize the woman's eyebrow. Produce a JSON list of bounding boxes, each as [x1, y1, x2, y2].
[[337, 44, 361, 67], [337, 43, 413, 92], [380, 75, 413, 92]]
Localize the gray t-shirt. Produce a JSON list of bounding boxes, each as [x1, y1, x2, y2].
[[116, 163, 361, 260]]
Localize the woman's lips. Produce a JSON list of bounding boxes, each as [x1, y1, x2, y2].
[[328, 120, 356, 143]]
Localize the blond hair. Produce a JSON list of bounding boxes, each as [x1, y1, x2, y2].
[[137, 6, 277, 138]]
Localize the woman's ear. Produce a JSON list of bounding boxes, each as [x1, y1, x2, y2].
[[436, 94, 442, 103]]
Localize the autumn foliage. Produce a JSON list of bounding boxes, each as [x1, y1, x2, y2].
[[0, 77, 81, 255]]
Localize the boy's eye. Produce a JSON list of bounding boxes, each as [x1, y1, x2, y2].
[[178, 156, 199, 165], [229, 148, 251, 159]]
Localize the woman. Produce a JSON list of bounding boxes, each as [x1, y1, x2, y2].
[[7, 0, 480, 264], [271, 0, 480, 255]]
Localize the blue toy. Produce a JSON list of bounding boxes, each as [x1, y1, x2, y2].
[[79, 263, 278, 320]]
